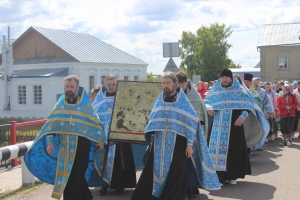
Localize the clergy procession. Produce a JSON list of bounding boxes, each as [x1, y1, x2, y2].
[[24, 67, 300, 200]]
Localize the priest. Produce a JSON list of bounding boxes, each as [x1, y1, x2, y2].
[[24, 75, 106, 200], [132, 72, 220, 200], [205, 69, 269, 185], [93, 74, 143, 196]]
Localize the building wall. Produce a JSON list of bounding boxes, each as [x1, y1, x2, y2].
[[260, 45, 300, 81], [0, 76, 64, 119], [1, 62, 147, 119]]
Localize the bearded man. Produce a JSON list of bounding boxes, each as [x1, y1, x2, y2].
[[132, 72, 220, 200], [205, 69, 269, 185], [24, 75, 106, 200]]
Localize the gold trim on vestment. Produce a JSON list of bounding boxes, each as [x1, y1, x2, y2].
[[52, 110, 100, 124], [94, 158, 111, 186], [48, 118, 103, 130]]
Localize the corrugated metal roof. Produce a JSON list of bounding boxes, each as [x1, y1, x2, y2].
[[229, 68, 260, 72], [30, 27, 147, 65], [11, 67, 68, 78], [257, 23, 300, 47]]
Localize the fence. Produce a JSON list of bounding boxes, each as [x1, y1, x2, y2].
[[0, 119, 47, 168], [0, 124, 12, 168]]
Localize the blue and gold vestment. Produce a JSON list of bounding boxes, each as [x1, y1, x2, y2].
[[24, 87, 106, 199]]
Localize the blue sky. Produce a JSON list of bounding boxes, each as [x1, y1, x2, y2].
[[0, 0, 299, 74]]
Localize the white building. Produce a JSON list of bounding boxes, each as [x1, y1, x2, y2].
[[0, 26, 148, 120]]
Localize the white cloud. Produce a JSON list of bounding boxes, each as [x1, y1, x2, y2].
[[0, 0, 300, 75], [0, 0, 11, 7]]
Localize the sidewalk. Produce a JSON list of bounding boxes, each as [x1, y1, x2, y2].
[[2, 134, 300, 199], [0, 166, 22, 194]]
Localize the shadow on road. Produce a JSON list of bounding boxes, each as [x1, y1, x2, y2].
[[205, 181, 276, 200]]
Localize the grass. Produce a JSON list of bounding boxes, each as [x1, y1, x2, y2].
[[0, 180, 47, 199]]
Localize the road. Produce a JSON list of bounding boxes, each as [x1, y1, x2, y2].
[[5, 135, 300, 200]]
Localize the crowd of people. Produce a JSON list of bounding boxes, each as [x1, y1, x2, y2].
[[200, 75, 300, 146], [23, 69, 299, 200]]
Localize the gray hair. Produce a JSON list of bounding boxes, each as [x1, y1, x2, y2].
[[162, 72, 178, 83], [252, 77, 260, 82], [105, 74, 118, 82], [64, 75, 79, 86]]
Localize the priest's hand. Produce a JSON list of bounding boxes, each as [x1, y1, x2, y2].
[[186, 145, 193, 158], [235, 117, 244, 126], [208, 110, 217, 116], [97, 144, 104, 150], [47, 144, 54, 155]]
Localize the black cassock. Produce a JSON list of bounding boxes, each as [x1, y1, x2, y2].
[[132, 91, 188, 200], [207, 109, 251, 183], [64, 137, 92, 200], [109, 143, 137, 191]]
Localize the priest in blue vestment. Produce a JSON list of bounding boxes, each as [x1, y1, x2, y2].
[[205, 69, 269, 185], [132, 72, 220, 200], [93, 74, 145, 196], [24, 75, 106, 200]]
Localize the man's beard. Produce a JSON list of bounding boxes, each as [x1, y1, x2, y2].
[[221, 82, 232, 88], [163, 87, 176, 96], [65, 90, 78, 101]]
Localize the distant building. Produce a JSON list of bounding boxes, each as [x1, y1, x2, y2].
[[257, 23, 300, 81], [229, 68, 261, 80], [0, 26, 147, 119]]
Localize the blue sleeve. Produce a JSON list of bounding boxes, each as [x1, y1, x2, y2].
[[239, 111, 249, 119]]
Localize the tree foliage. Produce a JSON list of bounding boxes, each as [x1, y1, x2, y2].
[[179, 23, 240, 82], [147, 73, 161, 82]]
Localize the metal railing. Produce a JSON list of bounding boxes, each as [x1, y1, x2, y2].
[[0, 124, 12, 168], [0, 119, 47, 168]]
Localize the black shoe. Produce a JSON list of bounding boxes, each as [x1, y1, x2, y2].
[[114, 189, 124, 196], [99, 186, 108, 196]]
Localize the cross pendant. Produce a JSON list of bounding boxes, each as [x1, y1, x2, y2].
[[69, 115, 73, 125], [108, 108, 112, 113], [164, 125, 169, 131]]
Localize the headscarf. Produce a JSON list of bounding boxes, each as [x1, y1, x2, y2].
[[283, 85, 290, 97]]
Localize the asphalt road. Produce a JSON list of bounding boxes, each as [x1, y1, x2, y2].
[[6, 134, 300, 200]]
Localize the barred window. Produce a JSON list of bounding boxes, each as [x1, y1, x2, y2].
[[18, 86, 26, 104], [134, 76, 139, 81], [124, 76, 129, 81], [279, 56, 288, 69], [101, 75, 106, 85], [33, 85, 42, 104], [89, 76, 95, 92]]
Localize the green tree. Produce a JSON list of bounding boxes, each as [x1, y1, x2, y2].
[[228, 60, 242, 68], [180, 23, 238, 82], [147, 72, 161, 82]]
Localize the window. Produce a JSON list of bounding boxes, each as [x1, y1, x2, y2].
[[33, 85, 42, 104], [134, 76, 139, 81], [89, 76, 95, 91], [124, 76, 129, 81], [56, 94, 62, 101], [18, 86, 26, 104], [101, 75, 106, 85], [279, 56, 288, 69]]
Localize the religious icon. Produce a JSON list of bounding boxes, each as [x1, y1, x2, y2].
[[109, 81, 162, 142]]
